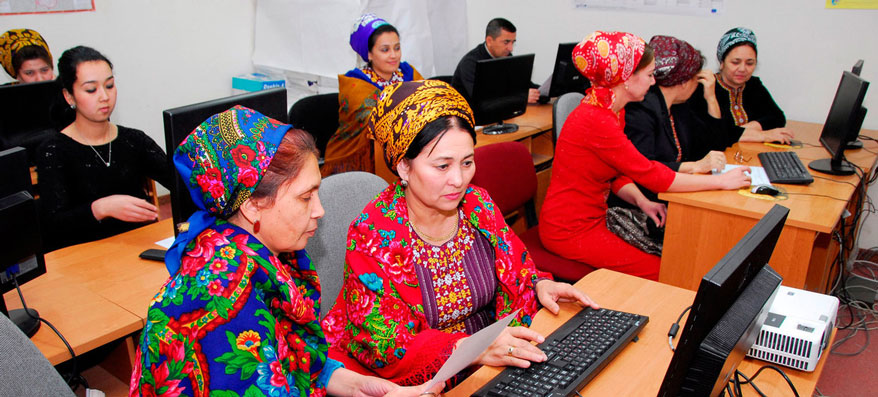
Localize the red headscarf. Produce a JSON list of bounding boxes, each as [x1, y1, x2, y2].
[[650, 35, 703, 87], [572, 31, 646, 110]]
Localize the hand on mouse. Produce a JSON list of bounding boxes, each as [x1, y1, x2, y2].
[[763, 128, 795, 144]]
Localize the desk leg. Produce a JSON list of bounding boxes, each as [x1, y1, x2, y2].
[[100, 335, 137, 383]]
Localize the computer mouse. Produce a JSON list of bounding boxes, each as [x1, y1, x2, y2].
[[750, 185, 780, 196]]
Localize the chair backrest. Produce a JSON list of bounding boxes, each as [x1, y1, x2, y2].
[[305, 171, 388, 319], [553, 92, 584, 143], [0, 314, 75, 396], [470, 141, 538, 227], [427, 75, 453, 85], [288, 93, 339, 157]]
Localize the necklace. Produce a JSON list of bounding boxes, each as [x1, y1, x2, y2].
[[410, 214, 459, 244], [73, 124, 113, 167]]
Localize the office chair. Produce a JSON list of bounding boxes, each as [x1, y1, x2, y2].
[[427, 75, 453, 85], [552, 92, 584, 144], [0, 314, 75, 396], [305, 171, 388, 318], [471, 141, 594, 282], [288, 93, 339, 159]]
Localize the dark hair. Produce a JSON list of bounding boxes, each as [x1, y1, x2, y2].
[[57, 46, 113, 93], [486, 18, 516, 38], [720, 42, 757, 63], [635, 44, 655, 73], [403, 116, 477, 162], [368, 24, 399, 53], [11, 45, 52, 77], [250, 128, 319, 208]]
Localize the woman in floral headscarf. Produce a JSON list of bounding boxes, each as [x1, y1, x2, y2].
[[539, 31, 751, 281], [322, 80, 597, 389], [322, 14, 423, 176], [690, 27, 793, 146], [0, 28, 54, 83], [130, 106, 437, 397]]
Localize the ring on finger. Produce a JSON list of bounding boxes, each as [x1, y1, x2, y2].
[[507, 346, 515, 356]]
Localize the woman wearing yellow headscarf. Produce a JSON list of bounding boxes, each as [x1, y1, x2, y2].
[[0, 29, 54, 83]]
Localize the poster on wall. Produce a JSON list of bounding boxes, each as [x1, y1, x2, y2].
[[826, 0, 878, 9], [0, 0, 94, 15], [573, 0, 724, 16]]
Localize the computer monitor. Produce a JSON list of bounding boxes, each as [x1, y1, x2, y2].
[[846, 60, 866, 150], [658, 204, 788, 397], [808, 71, 869, 176], [470, 54, 535, 135], [0, 148, 46, 337], [0, 80, 74, 165], [851, 59, 864, 76], [163, 88, 288, 235], [548, 42, 591, 98]]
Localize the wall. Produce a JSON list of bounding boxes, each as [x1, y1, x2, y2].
[[463, 0, 878, 252]]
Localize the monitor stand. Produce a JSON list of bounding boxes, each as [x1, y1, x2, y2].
[[808, 158, 856, 176], [0, 295, 40, 337], [846, 139, 864, 150], [483, 122, 519, 135]]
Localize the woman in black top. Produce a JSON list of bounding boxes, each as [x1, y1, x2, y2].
[[37, 46, 170, 250]]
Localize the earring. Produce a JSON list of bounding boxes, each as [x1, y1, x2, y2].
[[253, 220, 261, 234], [70, 104, 76, 110], [401, 179, 408, 188], [624, 83, 629, 90]]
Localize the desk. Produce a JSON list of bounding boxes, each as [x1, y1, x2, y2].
[[3, 219, 174, 380], [447, 269, 831, 396], [659, 121, 878, 292]]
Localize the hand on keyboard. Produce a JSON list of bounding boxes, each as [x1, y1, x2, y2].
[[476, 326, 548, 368], [536, 279, 601, 315]]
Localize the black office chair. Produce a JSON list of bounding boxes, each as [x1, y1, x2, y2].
[[427, 75, 453, 84], [288, 93, 339, 158]]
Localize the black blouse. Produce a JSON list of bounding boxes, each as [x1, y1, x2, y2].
[[36, 125, 171, 251], [690, 76, 786, 148]]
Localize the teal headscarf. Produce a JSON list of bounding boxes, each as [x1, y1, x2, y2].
[[717, 27, 757, 62]]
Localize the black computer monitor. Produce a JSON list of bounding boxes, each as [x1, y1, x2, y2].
[[548, 42, 591, 98], [851, 59, 864, 76], [808, 71, 869, 176], [0, 80, 73, 165], [470, 54, 535, 135], [658, 204, 788, 397], [0, 148, 46, 337], [846, 60, 866, 150], [162, 88, 288, 235]]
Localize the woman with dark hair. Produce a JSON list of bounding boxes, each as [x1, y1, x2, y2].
[[691, 27, 793, 146], [35, 46, 170, 251], [0, 28, 54, 83], [322, 13, 423, 176], [539, 31, 751, 281], [322, 80, 597, 388], [130, 106, 438, 397]]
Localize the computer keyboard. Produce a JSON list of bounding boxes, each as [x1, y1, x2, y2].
[[758, 151, 814, 185], [472, 307, 648, 397]]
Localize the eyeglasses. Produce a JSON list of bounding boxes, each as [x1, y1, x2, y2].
[[734, 151, 752, 164]]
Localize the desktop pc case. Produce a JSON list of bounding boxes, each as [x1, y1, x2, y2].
[[746, 286, 838, 372]]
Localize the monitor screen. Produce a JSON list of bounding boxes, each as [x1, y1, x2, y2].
[[0, 80, 73, 165], [809, 71, 869, 175], [548, 42, 590, 98], [470, 54, 535, 134], [0, 147, 33, 198], [162, 88, 288, 235], [658, 204, 788, 397]]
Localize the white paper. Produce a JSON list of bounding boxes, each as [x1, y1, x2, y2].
[[423, 308, 521, 390], [155, 236, 175, 249], [713, 164, 771, 186]]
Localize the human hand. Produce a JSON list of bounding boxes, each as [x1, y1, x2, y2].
[[717, 166, 751, 190], [474, 326, 547, 368], [636, 200, 667, 228], [763, 127, 795, 144], [528, 88, 541, 104], [693, 150, 726, 174], [91, 194, 158, 222], [353, 376, 444, 397], [535, 279, 600, 315], [696, 69, 716, 95]]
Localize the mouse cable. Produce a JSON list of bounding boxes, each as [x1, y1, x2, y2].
[[667, 305, 692, 352]]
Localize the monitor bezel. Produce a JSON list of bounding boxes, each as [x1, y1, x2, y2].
[[470, 53, 535, 127]]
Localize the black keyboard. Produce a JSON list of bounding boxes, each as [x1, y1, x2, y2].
[[758, 151, 814, 185], [472, 308, 648, 397]]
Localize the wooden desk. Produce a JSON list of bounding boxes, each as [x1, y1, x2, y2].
[[447, 269, 831, 396], [659, 121, 878, 292], [2, 219, 174, 380]]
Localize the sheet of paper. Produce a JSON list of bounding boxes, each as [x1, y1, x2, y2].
[[155, 236, 175, 249], [423, 308, 520, 390], [713, 164, 771, 186]]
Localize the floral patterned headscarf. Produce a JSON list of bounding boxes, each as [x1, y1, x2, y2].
[[0, 28, 51, 78], [650, 35, 704, 87], [572, 31, 646, 110], [165, 105, 290, 275], [349, 13, 390, 62], [368, 79, 474, 172], [717, 27, 757, 63]]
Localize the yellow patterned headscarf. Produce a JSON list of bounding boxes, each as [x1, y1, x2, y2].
[[368, 80, 474, 171], [0, 29, 52, 78]]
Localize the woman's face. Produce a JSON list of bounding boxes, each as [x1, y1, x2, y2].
[[63, 60, 116, 123], [625, 61, 656, 102], [720, 45, 757, 87], [368, 31, 401, 77], [17, 58, 54, 82], [398, 127, 475, 215], [253, 153, 324, 254]]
